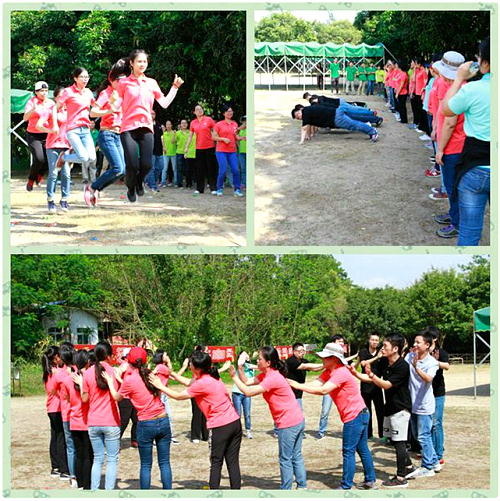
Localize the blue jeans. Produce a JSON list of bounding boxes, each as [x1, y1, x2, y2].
[[238, 153, 246, 187], [366, 80, 375, 95], [457, 167, 490, 246], [277, 420, 307, 489], [318, 394, 333, 435], [441, 153, 461, 227], [62, 421, 76, 478], [232, 392, 251, 430], [411, 413, 438, 469], [175, 153, 187, 187], [147, 155, 165, 189], [390, 87, 396, 110], [341, 409, 376, 489], [161, 155, 177, 185], [216, 151, 241, 190], [92, 131, 125, 192], [46, 148, 71, 201], [88, 426, 120, 490], [64, 127, 96, 169], [339, 102, 377, 122], [137, 416, 172, 489], [335, 109, 376, 136], [427, 114, 437, 155], [432, 396, 445, 461]]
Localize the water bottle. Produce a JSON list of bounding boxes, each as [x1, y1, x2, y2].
[[469, 62, 480, 76]]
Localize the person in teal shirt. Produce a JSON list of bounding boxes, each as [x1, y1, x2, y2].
[[357, 62, 367, 95], [330, 58, 340, 94]]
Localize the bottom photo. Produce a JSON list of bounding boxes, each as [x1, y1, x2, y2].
[[9, 253, 491, 493]]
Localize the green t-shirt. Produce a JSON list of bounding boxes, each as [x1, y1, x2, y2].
[[163, 130, 177, 156], [90, 129, 99, 146], [346, 66, 357, 81], [329, 62, 340, 78], [186, 132, 197, 159], [238, 128, 247, 154], [175, 130, 190, 155], [367, 66, 376, 81], [375, 69, 386, 83], [358, 67, 367, 81]]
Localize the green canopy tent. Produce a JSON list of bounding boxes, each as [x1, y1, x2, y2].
[[473, 306, 490, 399], [254, 41, 396, 91]]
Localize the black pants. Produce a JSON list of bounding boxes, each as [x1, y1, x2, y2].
[[186, 158, 196, 188], [95, 150, 105, 177], [195, 148, 217, 193], [191, 398, 208, 441], [120, 127, 154, 191], [394, 440, 413, 477], [27, 132, 48, 181], [209, 419, 242, 489], [361, 390, 385, 439], [165, 156, 175, 184], [72, 430, 94, 489], [397, 94, 408, 123], [331, 77, 339, 93], [410, 94, 426, 130], [48, 412, 69, 473], [119, 398, 138, 441]]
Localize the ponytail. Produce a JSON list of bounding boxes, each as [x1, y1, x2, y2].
[[130, 359, 159, 397], [73, 350, 90, 392], [190, 350, 220, 380], [259, 346, 288, 377], [94, 341, 113, 391], [41, 345, 59, 383]]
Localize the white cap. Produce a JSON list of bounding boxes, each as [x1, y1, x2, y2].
[[316, 342, 348, 365], [433, 51, 465, 80], [34, 81, 49, 91]]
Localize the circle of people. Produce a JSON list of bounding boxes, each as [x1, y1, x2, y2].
[[23, 49, 247, 214], [290, 36, 490, 246], [42, 327, 449, 491]]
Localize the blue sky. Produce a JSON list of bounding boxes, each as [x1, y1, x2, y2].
[[333, 254, 486, 289]]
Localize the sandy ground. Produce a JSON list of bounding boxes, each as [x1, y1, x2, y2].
[[10, 175, 246, 247], [9, 365, 490, 492], [255, 90, 490, 246]]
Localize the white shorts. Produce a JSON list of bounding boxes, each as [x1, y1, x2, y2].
[[383, 410, 411, 442]]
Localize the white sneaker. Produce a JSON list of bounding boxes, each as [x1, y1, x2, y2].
[[193, 190, 200, 194], [246, 430, 253, 439], [70, 478, 78, 489], [419, 134, 432, 141], [211, 190, 217, 195], [433, 462, 443, 472], [405, 466, 435, 479], [191, 439, 200, 443]]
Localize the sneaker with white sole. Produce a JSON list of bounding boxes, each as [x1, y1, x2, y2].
[[356, 481, 378, 490], [428, 191, 448, 200], [433, 462, 443, 472], [434, 213, 452, 224], [211, 190, 217, 195], [171, 437, 180, 445], [436, 224, 459, 238], [47, 201, 57, 214], [60, 201, 69, 212], [369, 130, 379, 142], [246, 430, 253, 439], [83, 185, 93, 207], [216, 189, 223, 196], [405, 466, 435, 479], [382, 476, 408, 488], [234, 189, 244, 197]]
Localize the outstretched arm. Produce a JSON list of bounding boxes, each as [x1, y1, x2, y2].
[[149, 374, 192, 400], [287, 377, 334, 396]]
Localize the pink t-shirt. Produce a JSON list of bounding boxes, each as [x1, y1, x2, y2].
[[118, 370, 166, 421], [155, 364, 170, 386], [436, 79, 466, 155], [255, 369, 304, 429], [395, 71, 408, 95], [58, 84, 95, 131], [116, 74, 164, 133], [82, 362, 120, 427], [186, 374, 239, 429], [96, 86, 122, 130], [214, 120, 239, 153], [415, 68, 428, 96], [189, 116, 216, 150], [385, 69, 394, 87], [428, 77, 440, 117], [54, 366, 72, 422], [62, 373, 89, 431], [319, 367, 366, 423], [42, 108, 71, 149], [45, 373, 61, 413], [25, 96, 56, 134]]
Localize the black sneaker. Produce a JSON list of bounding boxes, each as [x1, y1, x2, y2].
[[434, 213, 452, 225], [382, 476, 408, 489], [436, 224, 459, 238], [127, 189, 137, 203], [405, 464, 417, 476], [136, 183, 145, 197], [50, 469, 60, 477], [59, 472, 71, 481]]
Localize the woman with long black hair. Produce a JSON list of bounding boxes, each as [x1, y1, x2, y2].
[[103, 347, 172, 490], [149, 349, 242, 490], [114, 49, 184, 203]]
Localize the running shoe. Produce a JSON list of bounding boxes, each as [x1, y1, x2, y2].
[[50, 469, 61, 477], [405, 466, 435, 479], [246, 430, 253, 439], [83, 185, 93, 207], [431, 186, 443, 194], [92, 189, 99, 207], [59, 473, 71, 480], [436, 224, 459, 238], [375, 117, 384, 126], [211, 190, 218, 195], [433, 462, 443, 472], [193, 190, 200, 194], [428, 191, 448, 200], [234, 189, 244, 197], [382, 476, 408, 488], [316, 432, 325, 440], [356, 481, 378, 490], [425, 168, 441, 178], [369, 130, 379, 142], [127, 189, 137, 203], [60, 201, 69, 212], [47, 201, 56, 214], [26, 180, 34, 192], [171, 437, 180, 445], [216, 189, 223, 196], [407, 124, 418, 129], [434, 213, 451, 224], [36, 174, 44, 186], [419, 134, 432, 141], [136, 183, 145, 196]]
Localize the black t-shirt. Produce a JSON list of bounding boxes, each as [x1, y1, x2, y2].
[[285, 355, 309, 399], [432, 348, 449, 397], [302, 105, 336, 129], [374, 356, 412, 416], [318, 95, 341, 108], [358, 348, 382, 395], [153, 122, 164, 156]]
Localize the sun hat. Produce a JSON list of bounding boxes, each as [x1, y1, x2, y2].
[[34, 81, 49, 91], [433, 51, 465, 80], [316, 342, 348, 365], [126, 347, 147, 364]]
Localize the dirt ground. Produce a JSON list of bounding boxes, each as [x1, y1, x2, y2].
[[9, 365, 490, 492], [254, 90, 490, 246], [10, 175, 246, 247]]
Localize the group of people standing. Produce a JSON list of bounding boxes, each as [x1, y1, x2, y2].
[[23, 49, 246, 214]]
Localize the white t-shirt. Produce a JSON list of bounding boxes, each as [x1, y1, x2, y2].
[[405, 353, 439, 415]]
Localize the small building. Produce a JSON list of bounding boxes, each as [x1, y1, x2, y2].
[[42, 307, 101, 345]]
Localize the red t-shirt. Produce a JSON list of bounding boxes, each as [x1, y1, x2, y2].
[[62, 372, 89, 431], [214, 120, 239, 153], [82, 362, 120, 427], [255, 369, 304, 429], [96, 86, 122, 129], [45, 373, 61, 413], [155, 364, 170, 386], [186, 374, 239, 429], [118, 370, 165, 422], [436, 79, 466, 155], [41, 107, 71, 150], [385, 69, 393, 86], [319, 367, 366, 423], [58, 84, 95, 131], [415, 68, 428, 96], [189, 116, 216, 150], [24, 96, 56, 134], [395, 71, 408, 95], [54, 366, 72, 422]]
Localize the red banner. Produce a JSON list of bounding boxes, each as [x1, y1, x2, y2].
[[74, 344, 134, 366], [207, 346, 235, 363], [275, 345, 293, 360]]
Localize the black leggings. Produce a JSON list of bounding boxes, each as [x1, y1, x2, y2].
[[191, 398, 208, 441], [48, 412, 69, 474], [120, 128, 154, 191], [119, 398, 138, 441], [397, 94, 408, 123], [195, 148, 217, 193], [71, 430, 94, 489], [209, 419, 242, 489], [27, 132, 48, 181], [394, 440, 413, 478], [361, 390, 385, 439]]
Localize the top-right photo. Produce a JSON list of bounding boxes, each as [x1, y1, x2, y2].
[[254, 10, 491, 246]]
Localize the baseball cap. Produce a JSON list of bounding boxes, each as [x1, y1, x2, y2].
[[126, 347, 147, 364], [34, 81, 49, 91], [121, 347, 131, 360], [316, 342, 348, 365]]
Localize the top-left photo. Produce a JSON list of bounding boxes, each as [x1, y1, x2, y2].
[[9, 10, 247, 247]]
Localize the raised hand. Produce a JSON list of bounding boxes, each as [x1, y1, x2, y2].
[[228, 365, 236, 378], [173, 75, 184, 88]]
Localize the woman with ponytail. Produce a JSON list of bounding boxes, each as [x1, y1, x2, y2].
[[149, 349, 242, 490], [102, 347, 172, 490], [81, 341, 120, 490], [42, 345, 70, 479], [228, 346, 307, 490]]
